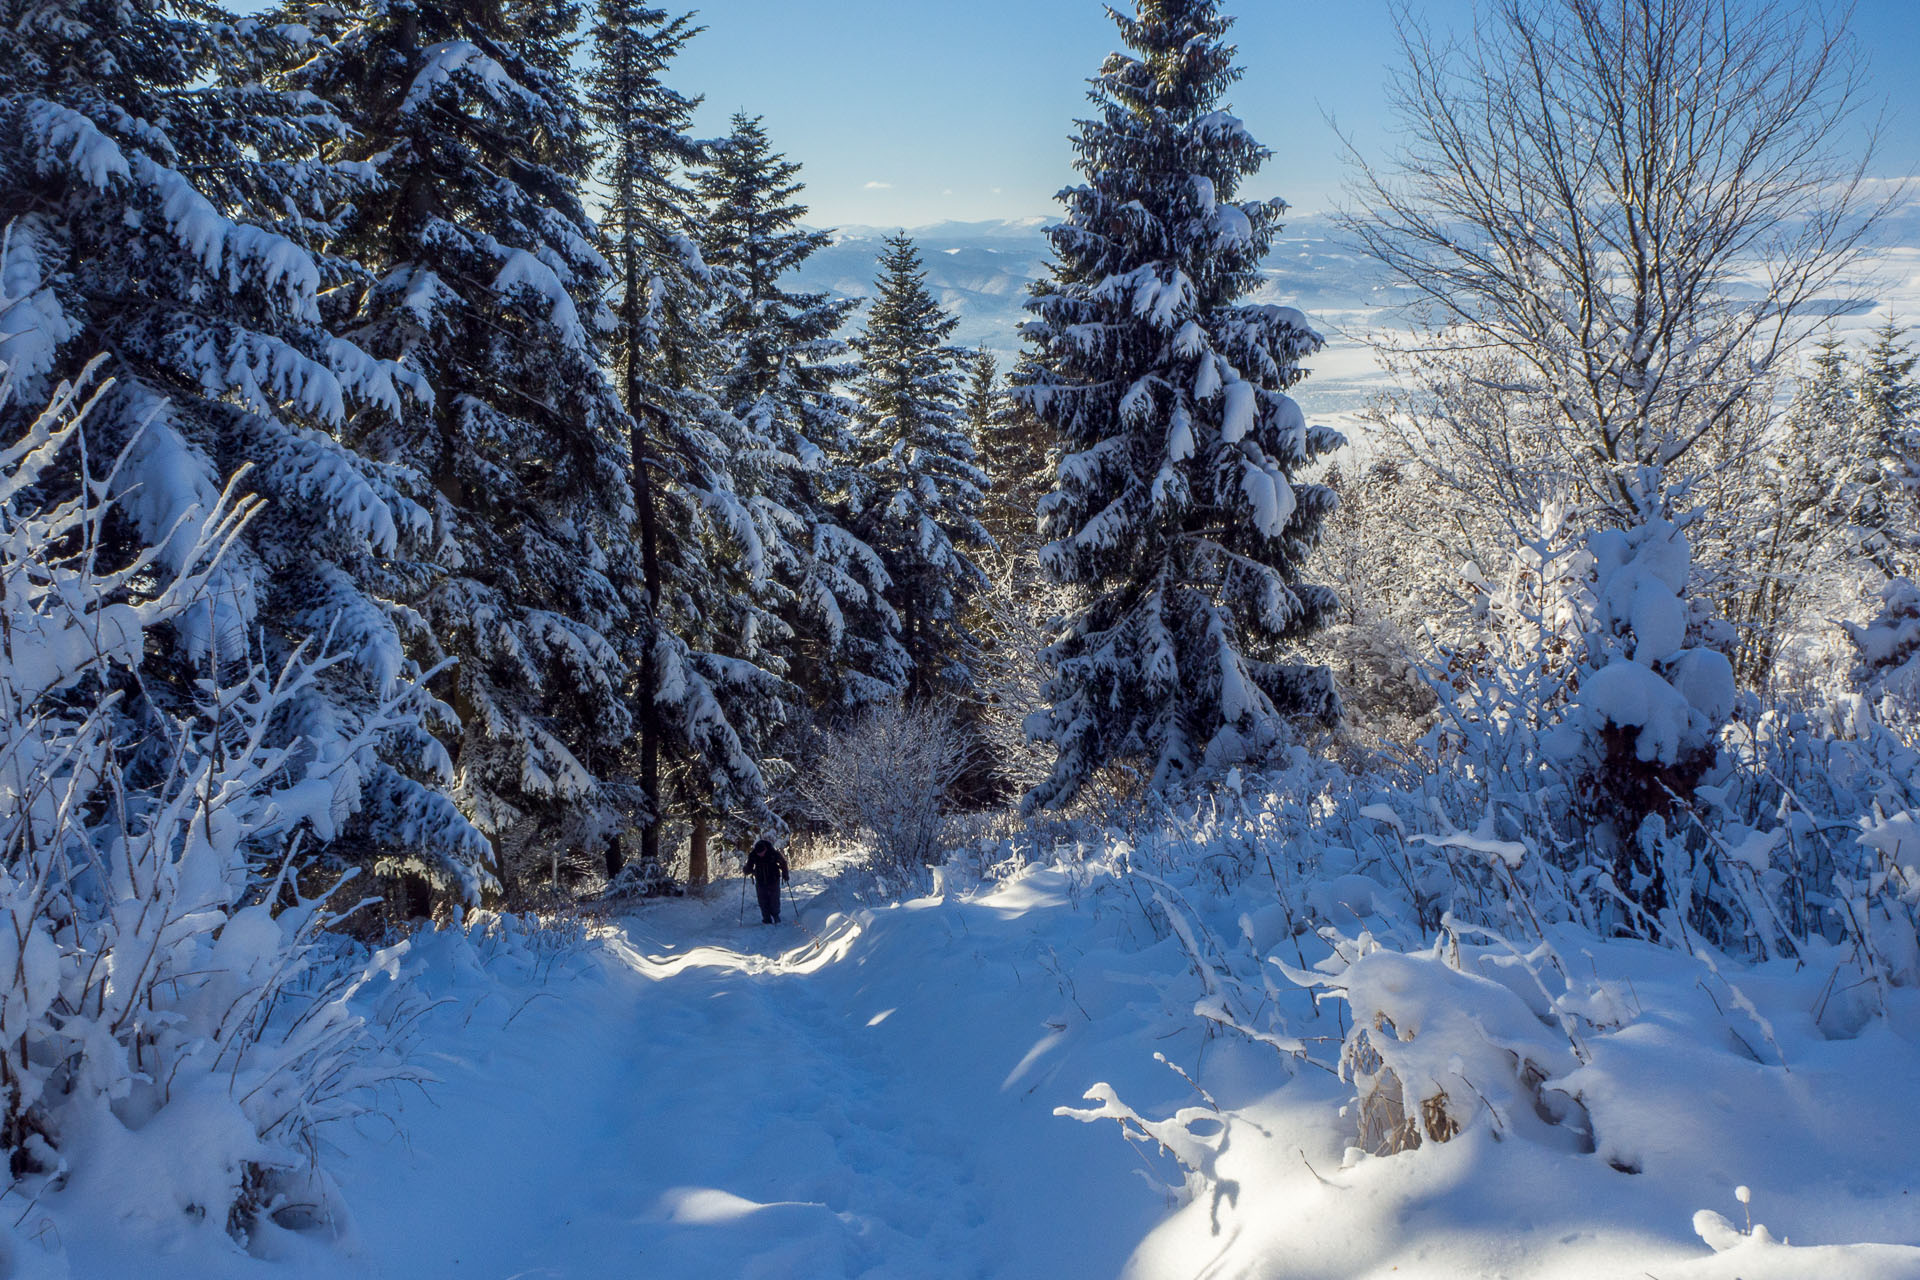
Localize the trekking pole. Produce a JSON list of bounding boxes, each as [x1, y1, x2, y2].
[[738, 861, 746, 923]]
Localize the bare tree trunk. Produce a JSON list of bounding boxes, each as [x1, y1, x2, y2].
[[630, 407, 662, 869], [617, 244, 663, 875], [688, 810, 710, 889]]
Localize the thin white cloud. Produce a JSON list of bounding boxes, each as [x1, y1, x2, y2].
[[865, 180, 893, 189]]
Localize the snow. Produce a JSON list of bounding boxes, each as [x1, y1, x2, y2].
[[135, 158, 321, 315], [1408, 824, 1531, 869], [1211, 201, 1253, 251], [112, 391, 257, 661], [1546, 514, 1734, 772], [1240, 456, 1296, 537], [491, 248, 586, 350], [1623, 567, 1688, 660], [1220, 377, 1256, 443], [403, 42, 554, 118], [1163, 401, 1195, 464], [1192, 353, 1222, 400], [1570, 659, 1695, 763], [1092, 265, 1195, 331], [36, 839, 1920, 1280], [1667, 645, 1737, 725], [25, 101, 130, 190], [53, 857, 1162, 1279], [0, 217, 75, 391], [1193, 111, 1256, 147]]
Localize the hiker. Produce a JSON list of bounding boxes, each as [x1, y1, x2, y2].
[[743, 838, 790, 925]]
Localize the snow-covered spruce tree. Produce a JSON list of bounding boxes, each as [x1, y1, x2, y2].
[[0, 0, 487, 895], [296, 0, 642, 895], [964, 349, 1000, 443], [1722, 337, 1875, 687], [973, 348, 1054, 561], [1015, 0, 1343, 810], [1854, 319, 1920, 577], [697, 115, 904, 722], [848, 234, 992, 701], [588, 4, 782, 879], [1846, 576, 1920, 728], [962, 350, 1009, 544], [963, 348, 1062, 796]]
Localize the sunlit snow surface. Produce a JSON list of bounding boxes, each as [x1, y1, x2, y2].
[[47, 849, 1920, 1280]]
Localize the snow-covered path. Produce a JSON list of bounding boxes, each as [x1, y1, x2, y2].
[[56, 852, 1920, 1280], [214, 861, 1175, 1280]]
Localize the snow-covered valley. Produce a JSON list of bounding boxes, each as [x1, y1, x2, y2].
[[798, 215, 1920, 427]]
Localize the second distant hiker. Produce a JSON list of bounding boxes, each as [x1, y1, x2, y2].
[[744, 838, 790, 925]]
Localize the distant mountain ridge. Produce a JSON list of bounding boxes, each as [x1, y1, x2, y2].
[[794, 213, 1413, 416], [793, 209, 1920, 419], [793, 219, 1055, 364], [791, 213, 1403, 414]]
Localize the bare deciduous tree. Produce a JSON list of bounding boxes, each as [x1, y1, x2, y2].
[[1345, 0, 1898, 517], [795, 702, 976, 873]]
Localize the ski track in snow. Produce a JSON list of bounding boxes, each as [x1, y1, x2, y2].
[[120, 858, 1166, 1280]]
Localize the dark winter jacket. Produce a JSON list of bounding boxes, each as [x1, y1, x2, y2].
[[744, 842, 789, 888]]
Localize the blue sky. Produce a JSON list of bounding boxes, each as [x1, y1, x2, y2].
[[670, 0, 1920, 229]]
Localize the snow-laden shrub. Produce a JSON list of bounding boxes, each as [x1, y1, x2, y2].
[[795, 702, 975, 875], [1681, 678, 1920, 1008], [1544, 511, 1736, 917], [1278, 929, 1595, 1157], [1847, 813, 1920, 990], [395, 905, 607, 990], [603, 856, 678, 900], [1422, 502, 1588, 820], [0, 370, 417, 1243], [1410, 500, 1754, 933]]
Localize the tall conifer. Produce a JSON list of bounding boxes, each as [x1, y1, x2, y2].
[[588, 5, 785, 879], [0, 0, 488, 890], [1855, 320, 1920, 576], [848, 235, 992, 700], [297, 0, 642, 891], [1016, 0, 1343, 810], [697, 116, 903, 720], [964, 350, 1001, 442], [971, 350, 1052, 560]]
